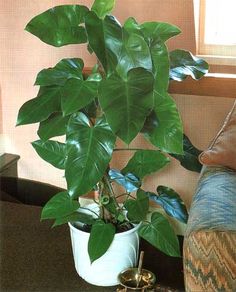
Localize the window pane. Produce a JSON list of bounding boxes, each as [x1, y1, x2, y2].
[[205, 0, 236, 45]]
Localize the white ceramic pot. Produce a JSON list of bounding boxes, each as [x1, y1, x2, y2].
[[68, 204, 140, 286]]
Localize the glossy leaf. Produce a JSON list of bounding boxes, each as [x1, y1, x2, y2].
[[109, 169, 141, 192], [52, 211, 95, 227], [115, 27, 153, 78], [41, 191, 80, 219], [141, 110, 159, 134], [25, 5, 89, 47], [170, 134, 202, 172], [122, 150, 170, 179], [169, 49, 209, 81], [140, 22, 180, 93], [35, 58, 84, 86], [152, 41, 170, 93], [32, 140, 66, 169], [139, 212, 180, 257], [16, 86, 61, 126], [99, 68, 154, 144], [91, 0, 116, 19], [145, 91, 183, 154], [140, 22, 181, 42], [88, 220, 115, 262], [124, 189, 149, 222], [148, 186, 188, 223], [123, 17, 141, 35], [61, 78, 99, 116], [81, 98, 99, 119], [85, 12, 122, 74], [65, 113, 116, 197], [37, 113, 69, 141]]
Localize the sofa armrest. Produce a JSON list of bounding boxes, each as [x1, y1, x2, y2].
[[183, 166, 236, 292]]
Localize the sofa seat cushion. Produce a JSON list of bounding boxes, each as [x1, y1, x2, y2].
[[185, 166, 236, 237], [184, 166, 236, 291]]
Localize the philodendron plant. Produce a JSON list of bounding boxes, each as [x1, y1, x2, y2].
[[17, 0, 208, 262]]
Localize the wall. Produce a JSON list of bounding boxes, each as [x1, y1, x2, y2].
[[1, 0, 234, 208]]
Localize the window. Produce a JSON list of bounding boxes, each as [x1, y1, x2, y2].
[[197, 0, 236, 68]]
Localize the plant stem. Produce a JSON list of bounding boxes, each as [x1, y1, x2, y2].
[[114, 148, 142, 151], [103, 174, 120, 209]]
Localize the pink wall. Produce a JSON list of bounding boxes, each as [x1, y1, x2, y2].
[[1, 0, 234, 208]]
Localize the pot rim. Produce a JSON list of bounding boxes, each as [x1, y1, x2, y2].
[[68, 221, 141, 237]]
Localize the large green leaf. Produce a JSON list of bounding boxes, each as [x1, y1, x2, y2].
[[124, 19, 179, 92], [37, 113, 69, 141], [141, 110, 159, 134], [61, 78, 100, 116], [139, 212, 180, 257], [85, 12, 122, 74], [109, 169, 141, 192], [25, 5, 89, 47], [41, 191, 80, 220], [91, 0, 116, 19], [145, 92, 183, 154], [16, 86, 61, 126], [122, 150, 170, 179], [88, 220, 115, 262], [52, 211, 95, 227], [35, 58, 84, 86], [140, 22, 180, 93], [170, 134, 202, 173], [81, 98, 99, 119], [124, 189, 149, 222], [169, 49, 209, 81], [99, 68, 154, 144], [32, 140, 66, 169], [65, 113, 116, 197], [148, 186, 188, 224], [140, 22, 181, 42], [116, 24, 153, 78]]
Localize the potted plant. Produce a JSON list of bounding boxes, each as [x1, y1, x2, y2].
[[16, 0, 208, 287]]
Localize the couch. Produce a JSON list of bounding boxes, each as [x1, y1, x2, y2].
[[183, 166, 236, 291]]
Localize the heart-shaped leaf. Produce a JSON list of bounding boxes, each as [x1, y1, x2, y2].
[[16, 86, 61, 126], [145, 91, 183, 154], [141, 110, 159, 134], [61, 78, 100, 116], [140, 22, 181, 42], [148, 186, 188, 224], [124, 189, 149, 222], [52, 211, 96, 227], [41, 191, 80, 220], [32, 140, 66, 169], [66, 113, 116, 197], [140, 22, 180, 93], [115, 27, 153, 78], [85, 12, 122, 74], [109, 169, 141, 192], [35, 58, 84, 86], [99, 68, 154, 144], [169, 49, 209, 81], [88, 220, 115, 263], [138, 212, 180, 257], [122, 150, 170, 179], [25, 5, 89, 47], [91, 0, 116, 19], [37, 113, 69, 141], [170, 134, 202, 172]]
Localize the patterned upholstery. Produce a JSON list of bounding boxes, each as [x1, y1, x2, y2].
[[183, 166, 236, 292]]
